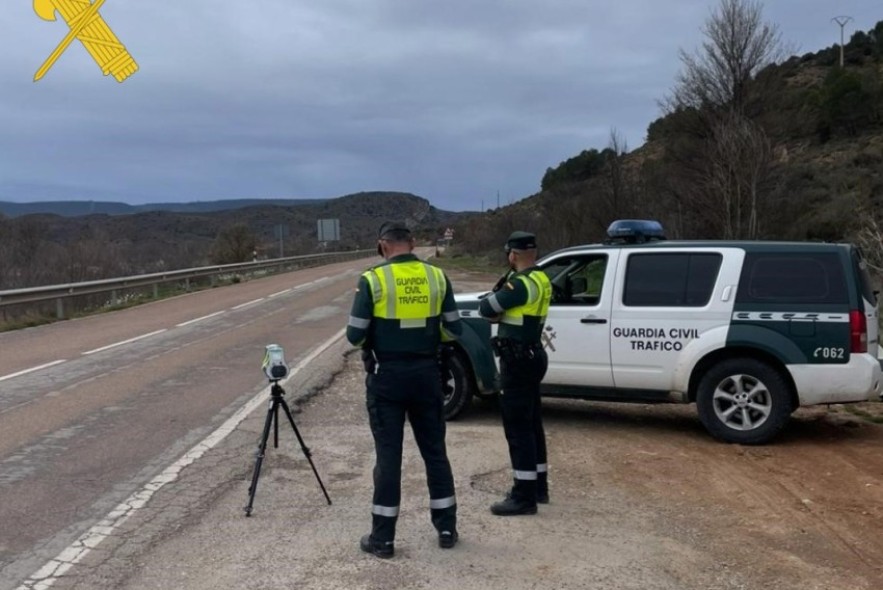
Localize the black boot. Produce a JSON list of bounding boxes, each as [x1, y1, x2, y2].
[[431, 505, 457, 547], [537, 472, 549, 504], [360, 534, 394, 558], [490, 495, 537, 516], [438, 530, 458, 549]]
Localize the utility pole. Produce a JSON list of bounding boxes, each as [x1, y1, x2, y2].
[[496, 190, 500, 209], [274, 224, 288, 258], [831, 16, 853, 67]]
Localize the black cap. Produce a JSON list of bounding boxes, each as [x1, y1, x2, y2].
[[505, 230, 537, 252], [378, 221, 411, 240], [377, 221, 411, 256]]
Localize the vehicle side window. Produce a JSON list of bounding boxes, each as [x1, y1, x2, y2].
[[623, 253, 722, 307], [736, 252, 847, 304], [543, 255, 608, 305]]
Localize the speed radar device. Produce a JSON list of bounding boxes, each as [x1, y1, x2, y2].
[[245, 345, 331, 516], [262, 344, 289, 380]]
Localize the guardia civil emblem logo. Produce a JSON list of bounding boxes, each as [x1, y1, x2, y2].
[[33, 0, 138, 82]]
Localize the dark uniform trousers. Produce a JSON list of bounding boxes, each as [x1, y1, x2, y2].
[[366, 357, 457, 542], [499, 346, 549, 502]]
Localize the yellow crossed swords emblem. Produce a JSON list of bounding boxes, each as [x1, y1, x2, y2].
[[33, 0, 138, 82]]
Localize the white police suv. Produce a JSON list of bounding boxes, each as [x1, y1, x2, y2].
[[442, 220, 882, 444]]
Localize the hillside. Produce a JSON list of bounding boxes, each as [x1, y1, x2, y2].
[[0, 191, 471, 289], [448, 18, 883, 264], [0, 198, 330, 218]]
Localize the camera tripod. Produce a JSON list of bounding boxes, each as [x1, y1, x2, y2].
[[244, 380, 332, 516]]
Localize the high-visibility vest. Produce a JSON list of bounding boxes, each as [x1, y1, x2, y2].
[[501, 269, 552, 328], [363, 260, 447, 327]]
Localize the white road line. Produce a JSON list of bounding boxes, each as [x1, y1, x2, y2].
[[81, 330, 167, 356], [176, 311, 226, 327], [3, 274, 344, 383], [16, 328, 346, 590], [0, 360, 67, 383], [2, 276, 341, 383], [232, 298, 265, 310]]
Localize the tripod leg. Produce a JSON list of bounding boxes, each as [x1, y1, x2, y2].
[[278, 397, 333, 505], [273, 400, 280, 448], [244, 397, 278, 516]]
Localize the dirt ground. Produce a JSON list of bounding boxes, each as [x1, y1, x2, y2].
[[541, 398, 883, 589], [317, 356, 883, 590]]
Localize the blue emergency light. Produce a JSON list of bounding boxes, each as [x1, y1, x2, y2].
[[605, 219, 666, 243]]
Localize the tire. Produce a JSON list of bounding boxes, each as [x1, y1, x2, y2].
[[441, 349, 475, 420], [473, 389, 498, 401], [695, 358, 792, 445]]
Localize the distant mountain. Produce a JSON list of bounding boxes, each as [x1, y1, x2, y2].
[[0, 191, 474, 289], [0, 198, 328, 218]]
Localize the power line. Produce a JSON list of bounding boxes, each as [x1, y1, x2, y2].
[[831, 16, 853, 67]]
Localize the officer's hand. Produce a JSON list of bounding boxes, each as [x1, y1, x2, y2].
[[485, 314, 502, 324], [361, 348, 377, 373]]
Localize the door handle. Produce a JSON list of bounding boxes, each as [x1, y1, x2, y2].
[[580, 317, 607, 324]]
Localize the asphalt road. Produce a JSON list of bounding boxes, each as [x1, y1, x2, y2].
[[0, 256, 373, 590], [2, 255, 882, 590]]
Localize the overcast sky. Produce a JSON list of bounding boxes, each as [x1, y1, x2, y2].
[[0, 1, 878, 212]]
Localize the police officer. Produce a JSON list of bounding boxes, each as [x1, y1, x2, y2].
[[479, 231, 552, 515], [346, 221, 462, 558]]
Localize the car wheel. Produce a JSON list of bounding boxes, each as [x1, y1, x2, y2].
[[441, 349, 475, 420], [696, 358, 792, 445]]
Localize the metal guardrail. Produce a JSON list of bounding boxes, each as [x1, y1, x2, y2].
[[0, 249, 375, 319]]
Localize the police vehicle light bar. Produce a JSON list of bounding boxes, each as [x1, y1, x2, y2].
[[606, 219, 666, 244]]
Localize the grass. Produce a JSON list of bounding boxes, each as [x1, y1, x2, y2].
[[430, 251, 506, 275], [843, 402, 883, 424], [0, 315, 57, 332], [0, 276, 242, 333]]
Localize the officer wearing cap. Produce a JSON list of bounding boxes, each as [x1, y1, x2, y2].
[[347, 221, 462, 557], [479, 230, 552, 515]]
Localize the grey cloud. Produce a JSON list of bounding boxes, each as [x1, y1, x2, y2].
[[1, 1, 879, 211]]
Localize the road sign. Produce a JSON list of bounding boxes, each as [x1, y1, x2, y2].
[[317, 219, 340, 242]]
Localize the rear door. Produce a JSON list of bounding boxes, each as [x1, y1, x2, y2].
[[610, 248, 739, 391], [731, 249, 852, 365]]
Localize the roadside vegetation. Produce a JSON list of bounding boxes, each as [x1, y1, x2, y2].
[[430, 249, 506, 276], [0, 274, 249, 332]]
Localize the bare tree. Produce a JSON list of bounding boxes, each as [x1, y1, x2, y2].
[[857, 211, 883, 276], [666, 0, 785, 115], [0, 216, 12, 289], [13, 218, 51, 287], [655, 0, 783, 239], [599, 127, 631, 224], [702, 112, 772, 238], [211, 223, 257, 264]]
